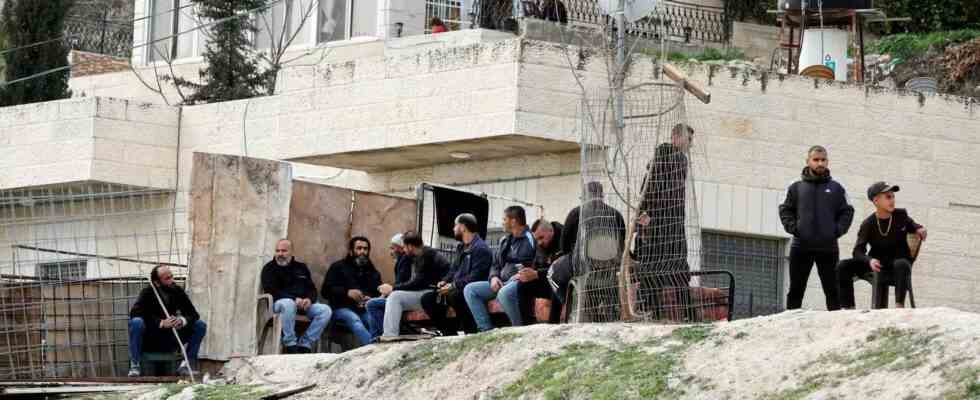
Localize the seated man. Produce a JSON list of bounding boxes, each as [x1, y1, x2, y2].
[[261, 239, 331, 353], [380, 231, 450, 340], [322, 236, 382, 347], [128, 265, 206, 377], [837, 182, 927, 309], [365, 234, 413, 340], [464, 206, 536, 331], [515, 218, 564, 324], [421, 214, 493, 336]]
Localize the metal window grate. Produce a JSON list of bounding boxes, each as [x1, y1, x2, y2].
[[36, 261, 88, 281], [426, 0, 465, 31], [701, 231, 783, 318]]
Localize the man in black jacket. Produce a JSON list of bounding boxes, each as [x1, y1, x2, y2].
[[514, 218, 564, 324], [260, 239, 332, 353], [128, 265, 206, 377], [551, 182, 626, 322], [380, 231, 450, 339], [420, 214, 493, 335], [464, 206, 537, 331], [365, 233, 413, 340], [837, 182, 926, 309], [779, 146, 855, 310], [322, 236, 382, 347]]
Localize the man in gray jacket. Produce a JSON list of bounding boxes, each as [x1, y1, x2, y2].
[[464, 206, 536, 331], [779, 145, 854, 310]]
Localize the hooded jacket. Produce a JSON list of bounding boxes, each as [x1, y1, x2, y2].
[[129, 283, 200, 351], [779, 167, 855, 251], [442, 235, 493, 290], [490, 228, 536, 282], [321, 256, 383, 310], [260, 258, 318, 302], [393, 246, 450, 291]]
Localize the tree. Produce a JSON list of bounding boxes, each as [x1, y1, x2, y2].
[[175, 0, 270, 104], [0, 0, 73, 106], [875, 0, 980, 33]]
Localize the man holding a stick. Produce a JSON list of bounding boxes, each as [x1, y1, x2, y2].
[[128, 265, 207, 377]]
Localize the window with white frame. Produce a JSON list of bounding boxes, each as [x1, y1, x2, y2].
[[147, 0, 206, 62], [426, 0, 464, 31], [255, 0, 315, 49], [318, 0, 377, 42]]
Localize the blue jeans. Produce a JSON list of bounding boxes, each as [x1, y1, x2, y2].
[[331, 307, 373, 346], [365, 298, 387, 340], [274, 298, 332, 349], [464, 280, 522, 332], [128, 317, 207, 365]]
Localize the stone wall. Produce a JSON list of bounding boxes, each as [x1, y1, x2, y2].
[[731, 22, 781, 62]]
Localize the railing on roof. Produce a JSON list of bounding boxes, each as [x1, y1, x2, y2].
[[564, 0, 730, 43]]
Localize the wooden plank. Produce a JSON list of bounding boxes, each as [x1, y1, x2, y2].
[[350, 190, 418, 284], [2, 385, 146, 394], [287, 182, 354, 290]]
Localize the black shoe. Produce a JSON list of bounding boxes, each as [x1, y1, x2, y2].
[[297, 346, 313, 354], [285, 345, 302, 354]]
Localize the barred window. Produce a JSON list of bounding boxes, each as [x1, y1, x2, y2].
[[36, 261, 88, 281], [701, 231, 783, 318]]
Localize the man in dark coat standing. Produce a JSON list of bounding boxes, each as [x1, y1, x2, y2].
[[779, 145, 855, 310], [322, 236, 382, 347], [128, 265, 206, 377]]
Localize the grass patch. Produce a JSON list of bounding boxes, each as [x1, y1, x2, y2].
[[734, 331, 750, 340], [671, 325, 714, 345], [390, 331, 520, 380], [760, 328, 941, 400], [871, 29, 980, 59], [641, 48, 747, 63], [939, 366, 980, 400], [494, 342, 683, 400], [192, 384, 269, 400]]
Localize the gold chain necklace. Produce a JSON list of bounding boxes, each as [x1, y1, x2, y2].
[[876, 216, 892, 236]]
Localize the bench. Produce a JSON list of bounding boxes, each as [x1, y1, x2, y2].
[[403, 298, 558, 326], [141, 352, 182, 376]]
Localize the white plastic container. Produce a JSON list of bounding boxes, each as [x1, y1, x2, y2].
[[799, 28, 849, 81]]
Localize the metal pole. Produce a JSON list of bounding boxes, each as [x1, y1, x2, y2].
[[614, 0, 626, 131]]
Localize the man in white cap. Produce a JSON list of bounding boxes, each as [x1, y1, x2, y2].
[[364, 233, 413, 340]]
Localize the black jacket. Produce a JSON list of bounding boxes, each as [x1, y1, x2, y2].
[[852, 209, 923, 264], [561, 201, 627, 258], [443, 236, 493, 290], [534, 221, 564, 272], [491, 228, 536, 282], [394, 247, 450, 291], [260, 258, 319, 302], [129, 283, 200, 351], [779, 167, 855, 251], [394, 254, 413, 285], [321, 257, 383, 310]]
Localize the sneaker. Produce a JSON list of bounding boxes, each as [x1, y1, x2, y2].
[[127, 362, 140, 377]]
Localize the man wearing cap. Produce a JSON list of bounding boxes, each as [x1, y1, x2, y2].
[[420, 214, 493, 335], [364, 233, 413, 340], [837, 182, 926, 309], [779, 145, 854, 311]]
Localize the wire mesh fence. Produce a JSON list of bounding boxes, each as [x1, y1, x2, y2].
[[571, 82, 728, 324], [0, 183, 186, 379]]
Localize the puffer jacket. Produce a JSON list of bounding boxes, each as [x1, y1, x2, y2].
[[778, 167, 855, 251]]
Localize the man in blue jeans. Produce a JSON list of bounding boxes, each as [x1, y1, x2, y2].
[[128, 265, 206, 377], [260, 239, 332, 353], [365, 234, 413, 340], [464, 205, 536, 331], [321, 236, 382, 347]]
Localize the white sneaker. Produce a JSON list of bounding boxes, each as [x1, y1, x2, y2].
[[127, 362, 140, 377]]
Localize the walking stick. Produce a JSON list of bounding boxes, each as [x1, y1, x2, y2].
[[144, 276, 196, 383]]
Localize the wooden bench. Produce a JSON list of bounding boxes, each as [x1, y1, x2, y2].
[[404, 298, 558, 326]]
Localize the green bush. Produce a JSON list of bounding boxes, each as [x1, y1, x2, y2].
[[872, 29, 980, 59], [874, 0, 980, 33]]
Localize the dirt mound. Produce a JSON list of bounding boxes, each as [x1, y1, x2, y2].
[[161, 308, 980, 399]]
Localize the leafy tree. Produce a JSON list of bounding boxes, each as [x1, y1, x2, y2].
[[875, 0, 980, 33], [175, 0, 271, 104], [0, 0, 73, 106]]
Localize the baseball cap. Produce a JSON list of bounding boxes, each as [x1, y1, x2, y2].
[[867, 181, 900, 201]]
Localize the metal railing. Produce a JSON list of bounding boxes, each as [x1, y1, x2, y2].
[[64, 17, 134, 58], [564, 0, 730, 43]]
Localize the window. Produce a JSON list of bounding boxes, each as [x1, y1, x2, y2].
[[256, 0, 314, 49], [701, 231, 783, 318], [147, 0, 205, 62], [426, 0, 464, 31], [36, 261, 88, 281]]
